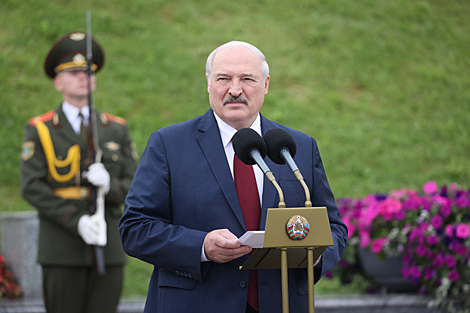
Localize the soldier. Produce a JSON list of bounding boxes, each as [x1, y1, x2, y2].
[[20, 32, 138, 313]]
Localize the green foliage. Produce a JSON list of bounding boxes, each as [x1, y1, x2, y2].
[[1, 0, 469, 297]]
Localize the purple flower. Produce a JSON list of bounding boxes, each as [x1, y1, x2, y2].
[[426, 234, 440, 246], [416, 244, 429, 257], [439, 185, 448, 197], [401, 265, 410, 278], [423, 181, 438, 194], [408, 264, 422, 280], [420, 197, 433, 211], [431, 215, 443, 229], [444, 254, 457, 268], [423, 267, 435, 280], [403, 198, 419, 210], [448, 269, 460, 282], [409, 227, 425, 244], [432, 253, 445, 268], [395, 210, 406, 221], [451, 242, 467, 256], [456, 195, 469, 208], [455, 223, 470, 239], [438, 198, 452, 217]]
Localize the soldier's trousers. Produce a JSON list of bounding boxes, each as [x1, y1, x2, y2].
[[42, 264, 124, 313]]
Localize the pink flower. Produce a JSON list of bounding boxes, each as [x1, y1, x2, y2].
[[371, 237, 387, 253], [343, 216, 357, 239], [379, 198, 402, 220], [359, 231, 371, 249], [448, 269, 460, 282], [445, 225, 454, 237], [423, 181, 438, 194], [455, 223, 470, 239], [389, 187, 408, 199]]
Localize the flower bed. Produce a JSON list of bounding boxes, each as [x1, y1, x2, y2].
[[331, 181, 470, 312], [0, 254, 23, 299]]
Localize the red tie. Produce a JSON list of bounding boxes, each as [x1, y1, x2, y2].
[[234, 154, 260, 311]]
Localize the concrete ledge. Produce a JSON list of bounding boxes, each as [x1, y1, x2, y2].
[[0, 298, 145, 313], [314, 294, 440, 313], [0, 294, 443, 313]]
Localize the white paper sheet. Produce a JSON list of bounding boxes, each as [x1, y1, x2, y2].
[[238, 231, 265, 248]]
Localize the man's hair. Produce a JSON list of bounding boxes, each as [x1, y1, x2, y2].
[[205, 41, 270, 84]]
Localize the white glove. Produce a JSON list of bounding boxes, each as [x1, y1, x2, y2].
[[84, 163, 110, 194], [77, 214, 107, 246]]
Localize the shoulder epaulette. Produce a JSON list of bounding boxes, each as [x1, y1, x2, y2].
[[29, 110, 55, 125], [101, 112, 127, 126]]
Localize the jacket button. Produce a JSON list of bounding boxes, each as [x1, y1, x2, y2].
[[188, 273, 192, 279], [239, 281, 246, 288]]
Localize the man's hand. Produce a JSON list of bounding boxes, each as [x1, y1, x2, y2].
[[83, 163, 110, 194], [204, 229, 252, 263], [77, 214, 107, 246]]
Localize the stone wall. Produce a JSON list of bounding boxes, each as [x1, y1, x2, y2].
[[0, 211, 42, 299]]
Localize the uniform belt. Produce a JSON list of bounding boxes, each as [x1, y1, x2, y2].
[[53, 186, 89, 200]]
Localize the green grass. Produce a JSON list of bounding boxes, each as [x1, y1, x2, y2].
[[1, 0, 469, 298]]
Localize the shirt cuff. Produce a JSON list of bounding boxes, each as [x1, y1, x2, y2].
[[201, 242, 209, 262]]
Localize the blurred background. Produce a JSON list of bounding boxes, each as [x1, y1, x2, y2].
[[1, 0, 469, 299]]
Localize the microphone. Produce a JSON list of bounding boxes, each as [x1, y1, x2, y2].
[[232, 128, 285, 208], [263, 128, 312, 207], [232, 127, 269, 174]]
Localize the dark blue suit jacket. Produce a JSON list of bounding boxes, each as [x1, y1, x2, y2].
[[119, 109, 347, 313]]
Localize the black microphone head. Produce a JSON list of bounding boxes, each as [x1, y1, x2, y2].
[[263, 128, 297, 164], [232, 128, 267, 165]]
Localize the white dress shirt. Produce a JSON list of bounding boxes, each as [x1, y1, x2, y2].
[[62, 101, 89, 135]]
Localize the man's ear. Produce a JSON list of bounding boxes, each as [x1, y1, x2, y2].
[[206, 73, 210, 93], [264, 75, 270, 95], [53, 74, 63, 92]]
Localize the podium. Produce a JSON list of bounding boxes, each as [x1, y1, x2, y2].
[[240, 207, 333, 313]]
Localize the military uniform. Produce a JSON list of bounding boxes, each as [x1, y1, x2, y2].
[[20, 32, 138, 313]]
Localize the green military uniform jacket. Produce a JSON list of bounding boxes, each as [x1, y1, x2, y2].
[[20, 104, 138, 266]]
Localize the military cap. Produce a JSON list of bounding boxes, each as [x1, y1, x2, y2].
[[44, 32, 105, 78]]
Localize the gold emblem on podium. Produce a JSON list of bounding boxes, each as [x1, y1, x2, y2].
[[286, 215, 310, 240]]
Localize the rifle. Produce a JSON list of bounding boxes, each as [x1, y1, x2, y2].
[[86, 10, 106, 275]]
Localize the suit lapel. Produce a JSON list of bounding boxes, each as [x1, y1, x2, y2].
[[260, 116, 282, 211], [54, 105, 84, 147], [196, 110, 247, 230]]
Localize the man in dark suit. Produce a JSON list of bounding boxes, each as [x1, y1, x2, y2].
[[20, 32, 138, 313], [119, 41, 347, 313]]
